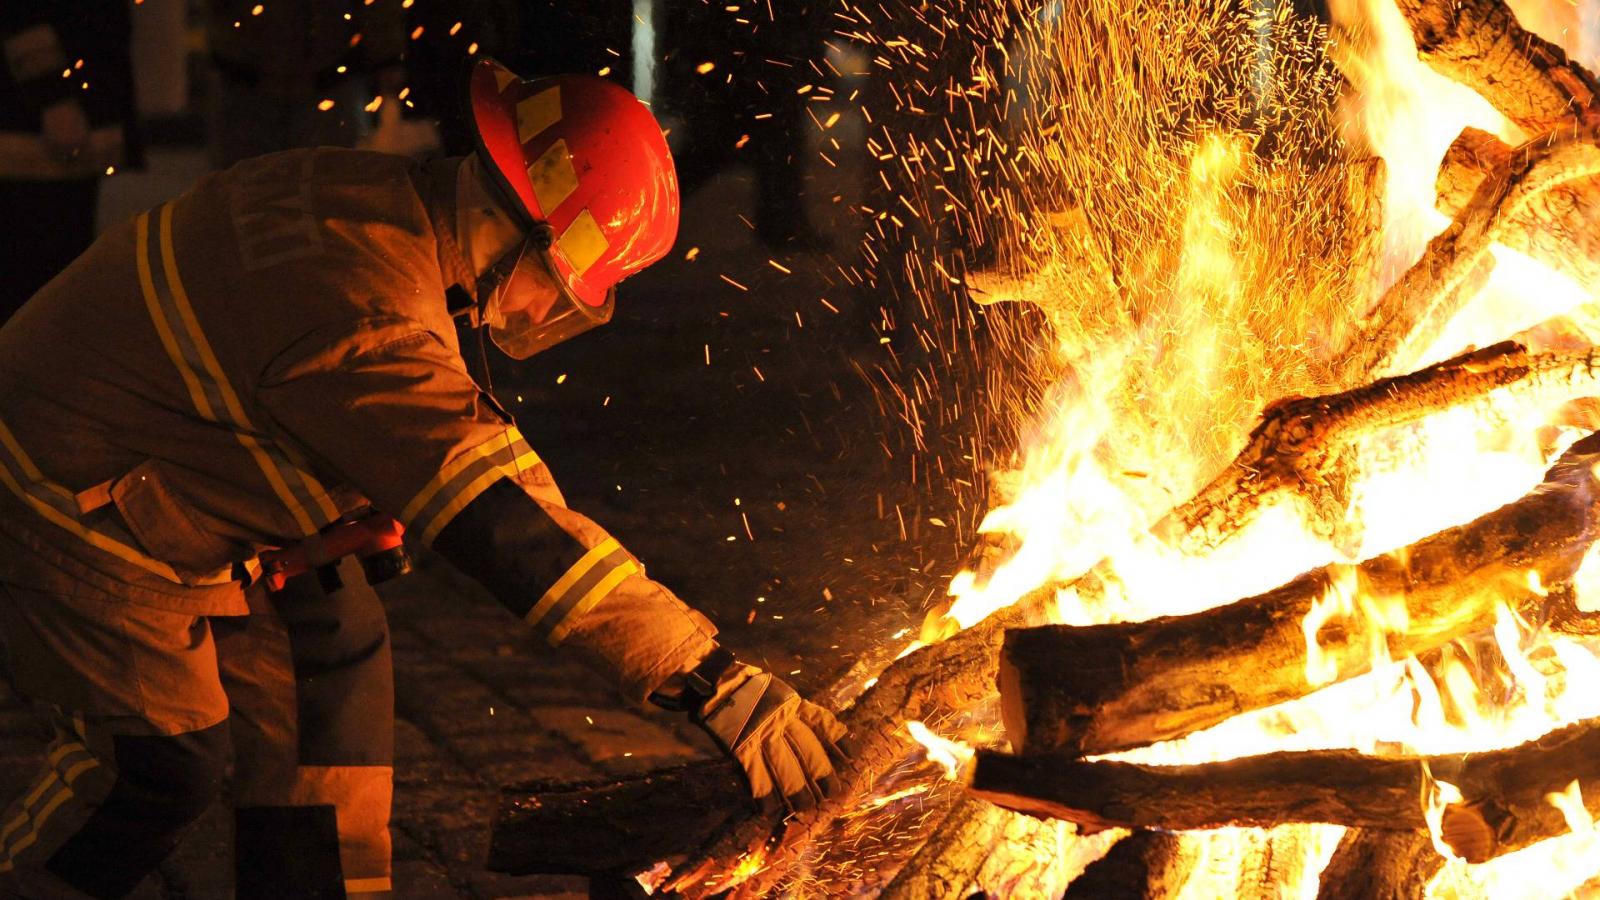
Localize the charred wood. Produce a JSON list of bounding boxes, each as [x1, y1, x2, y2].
[[1393, 0, 1600, 132], [486, 762, 745, 877], [661, 597, 1056, 899], [970, 713, 1600, 863], [877, 797, 1006, 899], [488, 593, 1054, 892]]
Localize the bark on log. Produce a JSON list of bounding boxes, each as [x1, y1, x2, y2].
[[1006, 432, 1600, 757], [1316, 828, 1443, 900], [1436, 127, 1600, 296], [1394, 0, 1600, 133], [970, 713, 1600, 863], [1159, 342, 1600, 555]]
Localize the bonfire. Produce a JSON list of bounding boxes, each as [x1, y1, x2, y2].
[[493, 0, 1600, 896]]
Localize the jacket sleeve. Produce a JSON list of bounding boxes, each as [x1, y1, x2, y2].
[[256, 318, 717, 703]]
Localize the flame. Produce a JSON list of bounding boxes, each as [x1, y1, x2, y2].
[[844, 0, 1600, 894], [1423, 766, 1467, 860], [1428, 779, 1600, 899], [905, 720, 975, 780]]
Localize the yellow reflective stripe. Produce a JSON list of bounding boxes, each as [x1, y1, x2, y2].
[[345, 876, 394, 894], [516, 86, 560, 144], [45, 741, 84, 768], [528, 139, 580, 216], [524, 538, 619, 629], [401, 428, 529, 524], [547, 559, 638, 645], [0, 780, 74, 865], [137, 212, 216, 421], [417, 451, 540, 545], [60, 758, 99, 786], [0, 422, 208, 584], [0, 770, 61, 848], [158, 206, 339, 530], [557, 208, 609, 276], [143, 205, 338, 535]]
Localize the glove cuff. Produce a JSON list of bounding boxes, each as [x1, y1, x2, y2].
[[646, 645, 736, 712]]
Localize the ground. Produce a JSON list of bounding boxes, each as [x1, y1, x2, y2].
[[0, 137, 973, 897]]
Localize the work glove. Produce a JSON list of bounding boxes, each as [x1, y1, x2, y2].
[[656, 648, 849, 813]]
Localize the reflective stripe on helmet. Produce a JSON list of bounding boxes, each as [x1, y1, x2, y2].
[[527, 139, 580, 217], [516, 87, 560, 143], [555, 210, 609, 277]]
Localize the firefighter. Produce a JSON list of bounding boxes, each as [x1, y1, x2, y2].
[[0, 59, 845, 899]]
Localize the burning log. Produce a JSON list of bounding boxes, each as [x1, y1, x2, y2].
[[1006, 432, 1600, 757], [1316, 828, 1444, 900], [1436, 127, 1600, 296], [1339, 128, 1600, 385], [1160, 342, 1600, 555], [660, 597, 1055, 898], [491, 594, 1058, 895], [1060, 831, 1187, 899], [1342, 156, 1388, 310], [969, 714, 1600, 864], [1393, 0, 1600, 133]]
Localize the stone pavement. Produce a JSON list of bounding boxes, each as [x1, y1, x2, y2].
[[0, 137, 971, 896]]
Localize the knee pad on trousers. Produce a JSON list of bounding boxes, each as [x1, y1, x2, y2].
[[269, 564, 393, 766], [44, 721, 229, 898]]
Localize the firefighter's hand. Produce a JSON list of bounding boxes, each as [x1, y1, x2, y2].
[[40, 98, 89, 163], [694, 664, 848, 813]]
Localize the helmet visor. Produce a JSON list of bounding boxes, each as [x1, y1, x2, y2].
[[488, 250, 614, 359]]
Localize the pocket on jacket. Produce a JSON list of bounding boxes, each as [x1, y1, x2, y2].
[[109, 459, 239, 586]]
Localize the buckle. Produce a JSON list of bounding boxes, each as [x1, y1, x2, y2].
[[649, 646, 736, 712]]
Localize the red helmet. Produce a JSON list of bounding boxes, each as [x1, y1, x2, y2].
[[467, 59, 680, 356]]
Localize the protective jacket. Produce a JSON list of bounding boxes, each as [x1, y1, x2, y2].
[[0, 147, 717, 703]]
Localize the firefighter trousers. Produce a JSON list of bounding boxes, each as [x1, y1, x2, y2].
[[0, 555, 394, 899]]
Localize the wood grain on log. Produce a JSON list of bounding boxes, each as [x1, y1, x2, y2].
[[970, 713, 1600, 863], [1342, 156, 1388, 310], [1394, 0, 1600, 132], [1160, 342, 1600, 555], [1436, 127, 1600, 296], [1005, 433, 1600, 756]]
